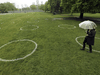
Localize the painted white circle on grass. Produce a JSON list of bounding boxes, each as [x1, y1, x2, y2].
[[0, 39, 37, 62], [75, 36, 100, 53], [27, 21, 31, 23], [58, 24, 76, 29], [20, 25, 39, 30], [45, 18, 48, 20]]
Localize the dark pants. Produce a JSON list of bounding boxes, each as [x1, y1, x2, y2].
[[83, 37, 92, 52]]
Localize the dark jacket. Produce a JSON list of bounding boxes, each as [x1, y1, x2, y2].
[[86, 29, 96, 45]]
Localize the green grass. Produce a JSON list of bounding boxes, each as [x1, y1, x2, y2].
[[0, 12, 100, 75]]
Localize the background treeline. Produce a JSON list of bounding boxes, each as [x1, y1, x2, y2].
[[0, 2, 38, 13], [43, 0, 100, 18], [0, 0, 100, 19]]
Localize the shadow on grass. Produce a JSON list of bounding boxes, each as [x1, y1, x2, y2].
[[63, 16, 100, 24]]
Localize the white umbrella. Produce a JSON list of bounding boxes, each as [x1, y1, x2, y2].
[[79, 20, 97, 29]]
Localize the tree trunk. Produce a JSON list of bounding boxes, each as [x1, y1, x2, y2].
[[71, 12, 73, 16], [60, 7, 63, 14], [79, 13, 84, 19], [50, 10, 52, 13]]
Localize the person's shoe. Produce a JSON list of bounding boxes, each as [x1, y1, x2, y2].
[[80, 48, 85, 50], [87, 51, 92, 53]]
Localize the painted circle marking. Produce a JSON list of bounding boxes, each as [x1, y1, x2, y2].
[[58, 24, 76, 29], [27, 21, 31, 23], [45, 18, 48, 20], [75, 36, 100, 53], [0, 39, 37, 62], [20, 25, 39, 30]]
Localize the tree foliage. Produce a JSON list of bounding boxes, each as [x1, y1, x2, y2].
[[38, 4, 45, 10], [0, 2, 17, 13], [73, 0, 100, 13], [44, 0, 61, 13], [4, 2, 17, 11], [44, 1, 49, 12], [0, 3, 7, 13], [30, 4, 37, 10], [61, 0, 100, 18]]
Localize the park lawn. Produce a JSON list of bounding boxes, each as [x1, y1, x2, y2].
[[0, 12, 100, 75]]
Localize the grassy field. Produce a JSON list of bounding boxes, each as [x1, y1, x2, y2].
[[0, 12, 100, 75]]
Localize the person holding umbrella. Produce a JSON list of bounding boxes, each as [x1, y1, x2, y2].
[[79, 20, 97, 53]]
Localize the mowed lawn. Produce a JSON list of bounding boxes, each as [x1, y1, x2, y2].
[[0, 12, 100, 75]]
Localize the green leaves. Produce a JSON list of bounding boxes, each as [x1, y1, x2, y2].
[[0, 2, 17, 13], [30, 5, 37, 10], [60, 0, 100, 17], [38, 4, 45, 10], [44, 0, 61, 13], [44, 1, 49, 12]]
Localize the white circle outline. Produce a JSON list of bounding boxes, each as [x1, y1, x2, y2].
[[20, 25, 39, 30], [75, 36, 100, 53], [58, 24, 76, 29], [45, 18, 48, 20], [0, 39, 37, 62], [27, 21, 31, 23]]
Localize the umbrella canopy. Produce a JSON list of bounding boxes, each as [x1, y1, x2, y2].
[[79, 20, 97, 29]]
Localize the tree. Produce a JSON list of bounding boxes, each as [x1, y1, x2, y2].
[[48, 0, 52, 13], [71, 0, 100, 19], [47, 4, 51, 11], [30, 4, 37, 10], [55, 0, 61, 13], [4, 2, 17, 11], [38, 4, 45, 10], [61, 0, 100, 19], [44, 1, 49, 12], [60, 0, 76, 14], [0, 3, 8, 13], [47, 0, 61, 13], [0, 2, 17, 13], [60, 0, 63, 13]]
